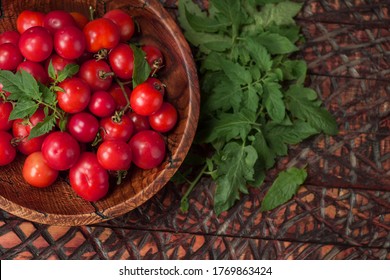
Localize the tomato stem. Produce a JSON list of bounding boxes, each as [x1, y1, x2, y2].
[[180, 163, 208, 213], [89, 6, 95, 21], [115, 78, 132, 116]]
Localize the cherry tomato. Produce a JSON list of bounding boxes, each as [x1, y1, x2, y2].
[[12, 108, 48, 155], [41, 131, 81, 170], [54, 26, 86, 60], [0, 43, 23, 71], [70, 12, 89, 29], [17, 61, 49, 84], [149, 102, 178, 133], [43, 10, 77, 34], [142, 45, 164, 72], [88, 90, 116, 118], [67, 112, 99, 143], [0, 31, 20, 46], [128, 112, 150, 133], [0, 100, 14, 131], [69, 152, 109, 201], [83, 18, 120, 53], [16, 10, 45, 34], [97, 140, 132, 171], [19, 26, 53, 62], [130, 82, 163, 116], [0, 131, 16, 166], [108, 83, 131, 110], [45, 53, 76, 80], [145, 77, 165, 96], [22, 151, 58, 188], [103, 9, 135, 42], [128, 130, 166, 170], [78, 59, 113, 91], [100, 115, 134, 142], [108, 43, 134, 80], [57, 77, 91, 113]]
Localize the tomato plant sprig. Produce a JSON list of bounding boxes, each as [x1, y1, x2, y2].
[[177, 0, 338, 214]]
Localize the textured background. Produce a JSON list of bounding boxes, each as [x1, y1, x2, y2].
[[0, 0, 389, 259]]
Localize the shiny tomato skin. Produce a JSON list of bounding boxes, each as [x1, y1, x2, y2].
[[128, 130, 166, 170], [69, 152, 109, 202], [108, 83, 131, 110], [100, 115, 134, 142], [57, 77, 91, 113], [83, 18, 120, 53], [0, 101, 14, 131], [0, 43, 23, 71], [17, 61, 49, 84], [145, 77, 165, 96], [54, 26, 86, 60], [16, 10, 45, 34], [103, 9, 135, 42], [22, 151, 58, 188], [149, 102, 178, 133], [0, 131, 16, 166], [41, 131, 81, 171], [128, 112, 150, 133], [43, 10, 77, 34], [88, 90, 116, 118], [19, 26, 53, 62], [78, 59, 113, 91], [0, 31, 20, 46], [130, 82, 163, 116], [108, 43, 134, 80], [141, 45, 164, 71], [97, 140, 132, 171], [12, 108, 48, 155], [67, 112, 99, 143], [45, 53, 76, 80]]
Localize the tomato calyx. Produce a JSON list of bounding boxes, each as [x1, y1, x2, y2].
[[115, 170, 128, 185], [98, 69, 115, 80]]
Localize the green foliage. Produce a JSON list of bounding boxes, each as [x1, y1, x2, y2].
[[131, 44, 152, 87], [178, 0, 338, 214]]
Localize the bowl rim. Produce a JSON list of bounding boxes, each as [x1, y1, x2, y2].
[[0, 0, 200, 226]]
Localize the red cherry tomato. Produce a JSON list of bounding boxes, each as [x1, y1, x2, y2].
[[88, 90, 116, 118], [108, 83, 132, 110], [142, 45, 164, 72], [12, 108, 48, 155], [19, 26, 53, 62], [0, 131, 16, 166], [83, 18, 120, 53], [145, 77, 165, 96], [149, 102, 178, 133], [70, 12, 89, 30], [41, 131, 81, 171], [22, 151, 58, 188], [130, 82, 163, 116], [108, 43, 134, 80], [45, 53, 76, 80], [54, 26, 86, 60], [103, 9, 135, 42], [43, 10, 77, 34], [57, 77, 91, 113], [0, 31, 20, 46], [69, 152, 109, 201], [17, 61, 49, 84], [16, 10, 45, 34], [0, 43, 23, 71], [128, 130, 166, 170], [97, 140, 132, 171], [67, 112, 99, 143], [128, 112, 150, 133], [0, 101, 14, 131], [78, 59, 113, 91], [100, 115, 134, 142]]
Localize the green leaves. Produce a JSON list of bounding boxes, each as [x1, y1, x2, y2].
[[131, 44, 152, 87], [178, 0, 338, 215]]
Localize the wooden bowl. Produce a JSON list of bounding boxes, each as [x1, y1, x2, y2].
[[0, 0, 199, 225]]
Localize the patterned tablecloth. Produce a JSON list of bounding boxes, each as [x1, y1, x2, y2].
[[0, 0, 389, 259]]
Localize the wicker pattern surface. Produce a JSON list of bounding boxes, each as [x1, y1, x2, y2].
[[0, 0, 389, 259]]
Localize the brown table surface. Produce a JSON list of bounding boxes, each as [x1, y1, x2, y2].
[[0, 0, 389, 260]]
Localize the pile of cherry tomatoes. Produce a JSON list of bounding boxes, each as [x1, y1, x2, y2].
[[0, 9, 178, 202]]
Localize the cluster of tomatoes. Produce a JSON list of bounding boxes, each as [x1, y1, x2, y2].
[[0, 9, 178, 201]]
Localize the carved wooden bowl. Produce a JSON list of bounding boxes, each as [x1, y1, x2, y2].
[[0, 0, 199, 225]]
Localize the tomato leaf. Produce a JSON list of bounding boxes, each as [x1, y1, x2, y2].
[[261, 167, 307, 211], [29, 114, 56, 140], [8, 100, 39, 121], [131, 44, 151, 87], [56, 63, 79, 83]]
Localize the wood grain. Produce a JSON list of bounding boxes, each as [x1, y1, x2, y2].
[[0, 0, 200, 226]]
